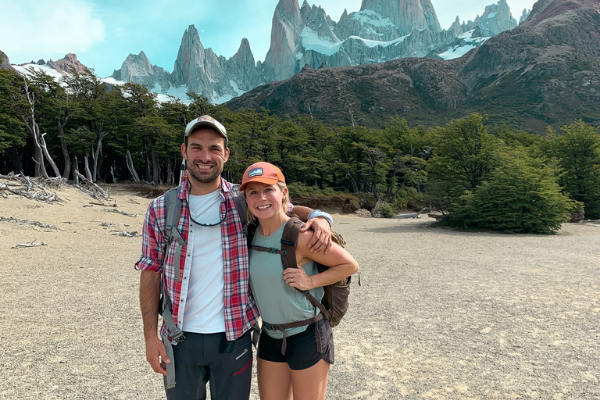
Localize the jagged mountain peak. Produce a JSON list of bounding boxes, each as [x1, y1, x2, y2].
[[360, 0, 441, 34], [519, 8, 531, 24], [227, 0, 600, 132], [474, 0, 517, 35], [340, 9, 348, 21], [126, 51, 150, 64], [181, 25, 202, 46], [232, 38, 255, 66], [238, 38, 251, 52], [110, 0, 530, 104], [47, 53, 89, 74]]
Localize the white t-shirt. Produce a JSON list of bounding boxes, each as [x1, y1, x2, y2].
[[180, 189, 226, 333]]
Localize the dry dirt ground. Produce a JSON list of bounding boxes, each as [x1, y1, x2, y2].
[[0, 182, 599, 400]]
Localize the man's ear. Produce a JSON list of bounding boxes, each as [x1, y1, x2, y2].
[[181, 143, 187, 160], [223, 147, 230, 162]]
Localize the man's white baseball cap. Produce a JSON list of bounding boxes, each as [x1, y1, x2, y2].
[[185, 115, 228, 146]]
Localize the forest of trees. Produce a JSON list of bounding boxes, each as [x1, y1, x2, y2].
[[1, 66, 599, 233]]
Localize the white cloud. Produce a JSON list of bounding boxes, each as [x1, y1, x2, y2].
[[0, 0, 105, 63]]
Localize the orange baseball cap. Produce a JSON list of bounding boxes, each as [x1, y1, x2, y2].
[[240, 162, 285, 191]]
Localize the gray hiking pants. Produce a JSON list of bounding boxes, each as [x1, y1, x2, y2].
[[164, 330, 252, 400]]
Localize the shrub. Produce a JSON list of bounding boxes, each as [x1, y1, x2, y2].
[[449, 151, 581, 233], [375, 201, 395, 218]]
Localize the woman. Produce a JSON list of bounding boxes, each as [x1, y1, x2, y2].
[[240, 162, 359, 400]]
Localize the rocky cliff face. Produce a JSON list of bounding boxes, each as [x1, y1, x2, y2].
[[263, 0, 304, 83], [171, 25, 224, 98], [226, 0, 600, 133], [472, 0, 518, 36], [112, 51, 173, 92], [360, 0, 441, 34], [46, 53, 89, 75], [0, 50, 15, 71], [111, 25, 266, 102]]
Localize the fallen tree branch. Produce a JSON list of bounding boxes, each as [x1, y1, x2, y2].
[[104, 209, 137, 217], [0, 216, 58, 230], [12, 239, 48, 249], [73, 170, 110, 201], [111, 230, 140, 237], [0, 173, 62, 203]]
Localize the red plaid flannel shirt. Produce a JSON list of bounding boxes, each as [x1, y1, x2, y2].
[[135, 178, 259, 341]]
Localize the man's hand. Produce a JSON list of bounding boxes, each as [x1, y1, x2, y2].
[[145, 335, 170, 376], [300, 217, 332, 253]]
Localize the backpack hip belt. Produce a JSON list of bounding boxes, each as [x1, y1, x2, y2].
[[263, 313, 324, 355]]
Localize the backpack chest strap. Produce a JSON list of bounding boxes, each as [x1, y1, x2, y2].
[[251, 245, 286, 255]]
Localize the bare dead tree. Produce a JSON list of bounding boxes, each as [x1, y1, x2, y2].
[[21, 76, 63, 180], [73, 155, 80, 185], [126, 149, 141, 183], [83, 154, 94, 182], [57, 117, 71, 180], [39, 131, 61, 178], [91, 126, 109, 182], [22, 78, 47, 178], [346, 172, 359, 194]]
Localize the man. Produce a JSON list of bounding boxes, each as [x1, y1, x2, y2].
[[135, 115, 333, 400]]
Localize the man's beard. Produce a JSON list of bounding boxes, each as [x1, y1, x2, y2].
[[186, 159, 223, 184]]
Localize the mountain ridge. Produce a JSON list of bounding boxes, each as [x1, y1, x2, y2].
[[107, 0, 521, 103], [225, 0, 600, 133]]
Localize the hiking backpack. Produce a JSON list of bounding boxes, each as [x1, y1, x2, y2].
[[249, 217, 352, 328]]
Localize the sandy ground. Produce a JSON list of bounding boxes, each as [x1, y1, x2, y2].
[[1, 182, 599, 400]]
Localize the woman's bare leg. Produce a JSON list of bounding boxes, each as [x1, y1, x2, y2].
[[257, 357, 293, 400], [290, 359, 330, 400]]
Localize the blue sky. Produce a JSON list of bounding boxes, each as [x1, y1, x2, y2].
[[0, 0, 537, 78]]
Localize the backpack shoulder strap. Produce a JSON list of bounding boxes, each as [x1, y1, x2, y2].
[[230, 183, 248, 228], [163, 188, 180, 251], [163, 188, 185, 282], [281, 217, 329, 318], [280, 217, 303, 270]]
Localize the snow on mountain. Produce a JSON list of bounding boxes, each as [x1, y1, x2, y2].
[[438, 30, 489, 60], [351, 10, 395, 29], [13, 63, 65, 81], [301, 27, 342, 56], [11, 62, 193, 105], [349, 33, 411, 49]]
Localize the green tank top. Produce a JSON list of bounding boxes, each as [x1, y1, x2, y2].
[[249, 221, 324, 339]]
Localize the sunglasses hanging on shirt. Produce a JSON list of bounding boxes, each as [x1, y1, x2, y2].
[[189, 200, 227, 227]]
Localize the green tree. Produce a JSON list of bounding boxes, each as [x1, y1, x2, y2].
[[0, 69, 26, 155], [549, 121, 600, 219], [383, 117, 431, 207], [426, 113, 501, 211]]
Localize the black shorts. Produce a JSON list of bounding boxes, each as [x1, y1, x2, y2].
[[257, 318, 334, 370]]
